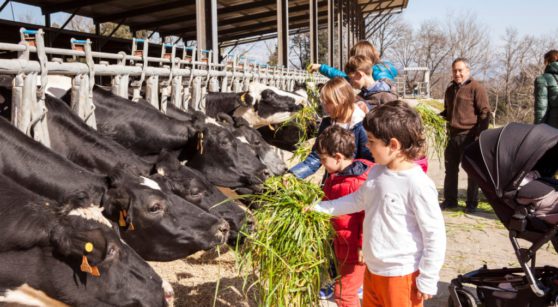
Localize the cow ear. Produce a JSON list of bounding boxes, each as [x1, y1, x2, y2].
[[232, 116, 250, 128], [102, 187, 135, 231], [216, 112, 234, 126], [152, 150, 181, 176], [50, 224, 107, 265]]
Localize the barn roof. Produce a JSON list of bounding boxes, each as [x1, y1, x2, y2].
[[10, 0, 408, 44]]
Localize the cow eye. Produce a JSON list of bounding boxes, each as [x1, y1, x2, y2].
[[149, 202, 163, 213]]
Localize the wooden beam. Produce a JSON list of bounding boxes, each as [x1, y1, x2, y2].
[[42, 0, 115, 14], [95, 0, 195, 23]]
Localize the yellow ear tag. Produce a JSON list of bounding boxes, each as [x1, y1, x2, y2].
[[84, 242, 94, 253], [118, 210, 127, 227], [80, 255, 101, 277], [240, 93, 247, 104]]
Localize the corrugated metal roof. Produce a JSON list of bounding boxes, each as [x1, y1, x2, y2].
[[11, 0, 408, 43]]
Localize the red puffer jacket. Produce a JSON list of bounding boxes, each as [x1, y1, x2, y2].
[[323, 159, 374, 264]]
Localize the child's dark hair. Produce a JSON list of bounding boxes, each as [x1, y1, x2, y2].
[[363, 100, 425, 160], [316, 125, 355, 158]]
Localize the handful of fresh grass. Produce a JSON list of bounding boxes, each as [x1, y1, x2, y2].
[[415, 102, 447, 161], [237, 176, 335, 306]]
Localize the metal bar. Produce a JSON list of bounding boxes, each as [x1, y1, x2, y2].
[[309, 0, 318, 64], [0, 0, 9, 13], [276, 0, 288, 67], [209, 0, 218, 63], [337, 0, 343, 69], [327, 0, 334, 66], [196, 0, 207, 51]]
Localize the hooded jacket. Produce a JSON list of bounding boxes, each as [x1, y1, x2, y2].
[[535, 62, 558, 128], [323, 159, 374, 264]]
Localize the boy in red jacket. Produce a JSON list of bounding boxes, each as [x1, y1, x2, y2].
[[316, 125, 374, 307]]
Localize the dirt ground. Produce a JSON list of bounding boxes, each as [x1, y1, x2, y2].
[[150, 145, 558, 307]]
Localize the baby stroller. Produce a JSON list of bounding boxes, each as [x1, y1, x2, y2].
[[450, 123, 558, 307]]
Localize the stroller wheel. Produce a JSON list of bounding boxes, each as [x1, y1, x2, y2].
[[448, 288, 477, 307]]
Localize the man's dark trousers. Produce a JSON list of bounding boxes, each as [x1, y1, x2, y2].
[[443, 131, 479, 208]]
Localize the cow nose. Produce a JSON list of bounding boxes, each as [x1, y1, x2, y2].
[[261, 169, 272, 178]]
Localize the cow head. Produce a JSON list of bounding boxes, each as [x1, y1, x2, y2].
[[180, 120, 271, 195], [215, 113, 288, 176], [150, 153, 252, 245], [48, 215, 166, 307], [99, 168, 230, 261], [233, 83, 307, 128]]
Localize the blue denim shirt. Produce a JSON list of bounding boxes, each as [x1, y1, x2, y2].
[[289, 118, 374, 179]]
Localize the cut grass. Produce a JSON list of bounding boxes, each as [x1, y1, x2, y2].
[[415, 103, 447, 162], [236, 176, 335, 306]]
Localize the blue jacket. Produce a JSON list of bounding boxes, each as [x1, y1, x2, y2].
[[318, 61, 398, 81], [289, 115, 374, 179]]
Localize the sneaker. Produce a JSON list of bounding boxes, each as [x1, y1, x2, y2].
[[319, 283, 334, 300], [357, 287, 363, 299]]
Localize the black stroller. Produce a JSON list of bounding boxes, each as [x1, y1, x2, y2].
[[449, 123, 558, 307]]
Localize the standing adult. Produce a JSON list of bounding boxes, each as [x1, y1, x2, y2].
[[534, 50, 558, 128], [440, 58, 491, 213]]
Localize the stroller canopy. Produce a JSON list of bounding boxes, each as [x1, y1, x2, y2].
[[477, 123, 558, 199]]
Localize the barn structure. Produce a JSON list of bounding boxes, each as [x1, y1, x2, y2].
[[0, 0, 410, 145]]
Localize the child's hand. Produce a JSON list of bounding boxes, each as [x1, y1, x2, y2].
[[416, 291, 432, 301], [307, 63, 321, 73], [302, 200, 320, 213], [358, 249, 364, 264]]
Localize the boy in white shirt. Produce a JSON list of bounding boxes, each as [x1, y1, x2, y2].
[[311, 100, 446, 307]]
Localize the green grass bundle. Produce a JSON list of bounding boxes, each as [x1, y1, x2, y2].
[[415, 102, 447, 161], [237, 176, 335, 306]]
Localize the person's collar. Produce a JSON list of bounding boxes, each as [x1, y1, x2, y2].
[[453, 77, 472, 86]]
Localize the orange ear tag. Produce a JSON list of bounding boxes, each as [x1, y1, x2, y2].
[[118, 210, 127, 227], [80, 256, 101, 277]]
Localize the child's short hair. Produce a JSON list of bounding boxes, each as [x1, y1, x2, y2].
[[349, 41, 380, 65], [320, 77, 355, 120], [316, 125, 355, 158], [363, 100, 425, 160], [345, 55, 373, 76]]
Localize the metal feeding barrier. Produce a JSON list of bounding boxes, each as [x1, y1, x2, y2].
[[0, 27, 328, 147]]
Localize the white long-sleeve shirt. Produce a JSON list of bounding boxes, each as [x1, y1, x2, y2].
[[313, 164, 446, 295]]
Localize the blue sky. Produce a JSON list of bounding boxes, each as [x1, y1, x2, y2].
[[402, 0, 557, 40]]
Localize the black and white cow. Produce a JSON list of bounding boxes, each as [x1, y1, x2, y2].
[[207, 83, 307, 128], [0, 116, 229, 261], [0, 174, 166, 307], [81, 86, 270, 193]]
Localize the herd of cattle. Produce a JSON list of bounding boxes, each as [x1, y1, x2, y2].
[[0, 74, 311, 306]]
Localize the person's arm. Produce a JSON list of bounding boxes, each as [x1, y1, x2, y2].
[[288, 118, 331, 179], [473, 83, 491, 135], [440, 88, 450, 120], [312, 183, 367, 216], [534, 76, 549, 124], [318, 64, 348, 80], [411, 182, 446, 296]]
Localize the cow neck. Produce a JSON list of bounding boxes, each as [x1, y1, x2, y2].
[[0, 117, 108, 205], [46, 100, 153, 176]]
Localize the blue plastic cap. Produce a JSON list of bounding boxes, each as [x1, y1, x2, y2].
[[22, 29, 37, 35]]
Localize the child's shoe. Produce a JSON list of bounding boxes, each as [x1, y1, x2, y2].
[[319, 283, 334, 300]]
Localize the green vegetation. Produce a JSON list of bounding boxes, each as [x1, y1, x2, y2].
[[236, 176, 335, 307], [415, 102, 447, 162]]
